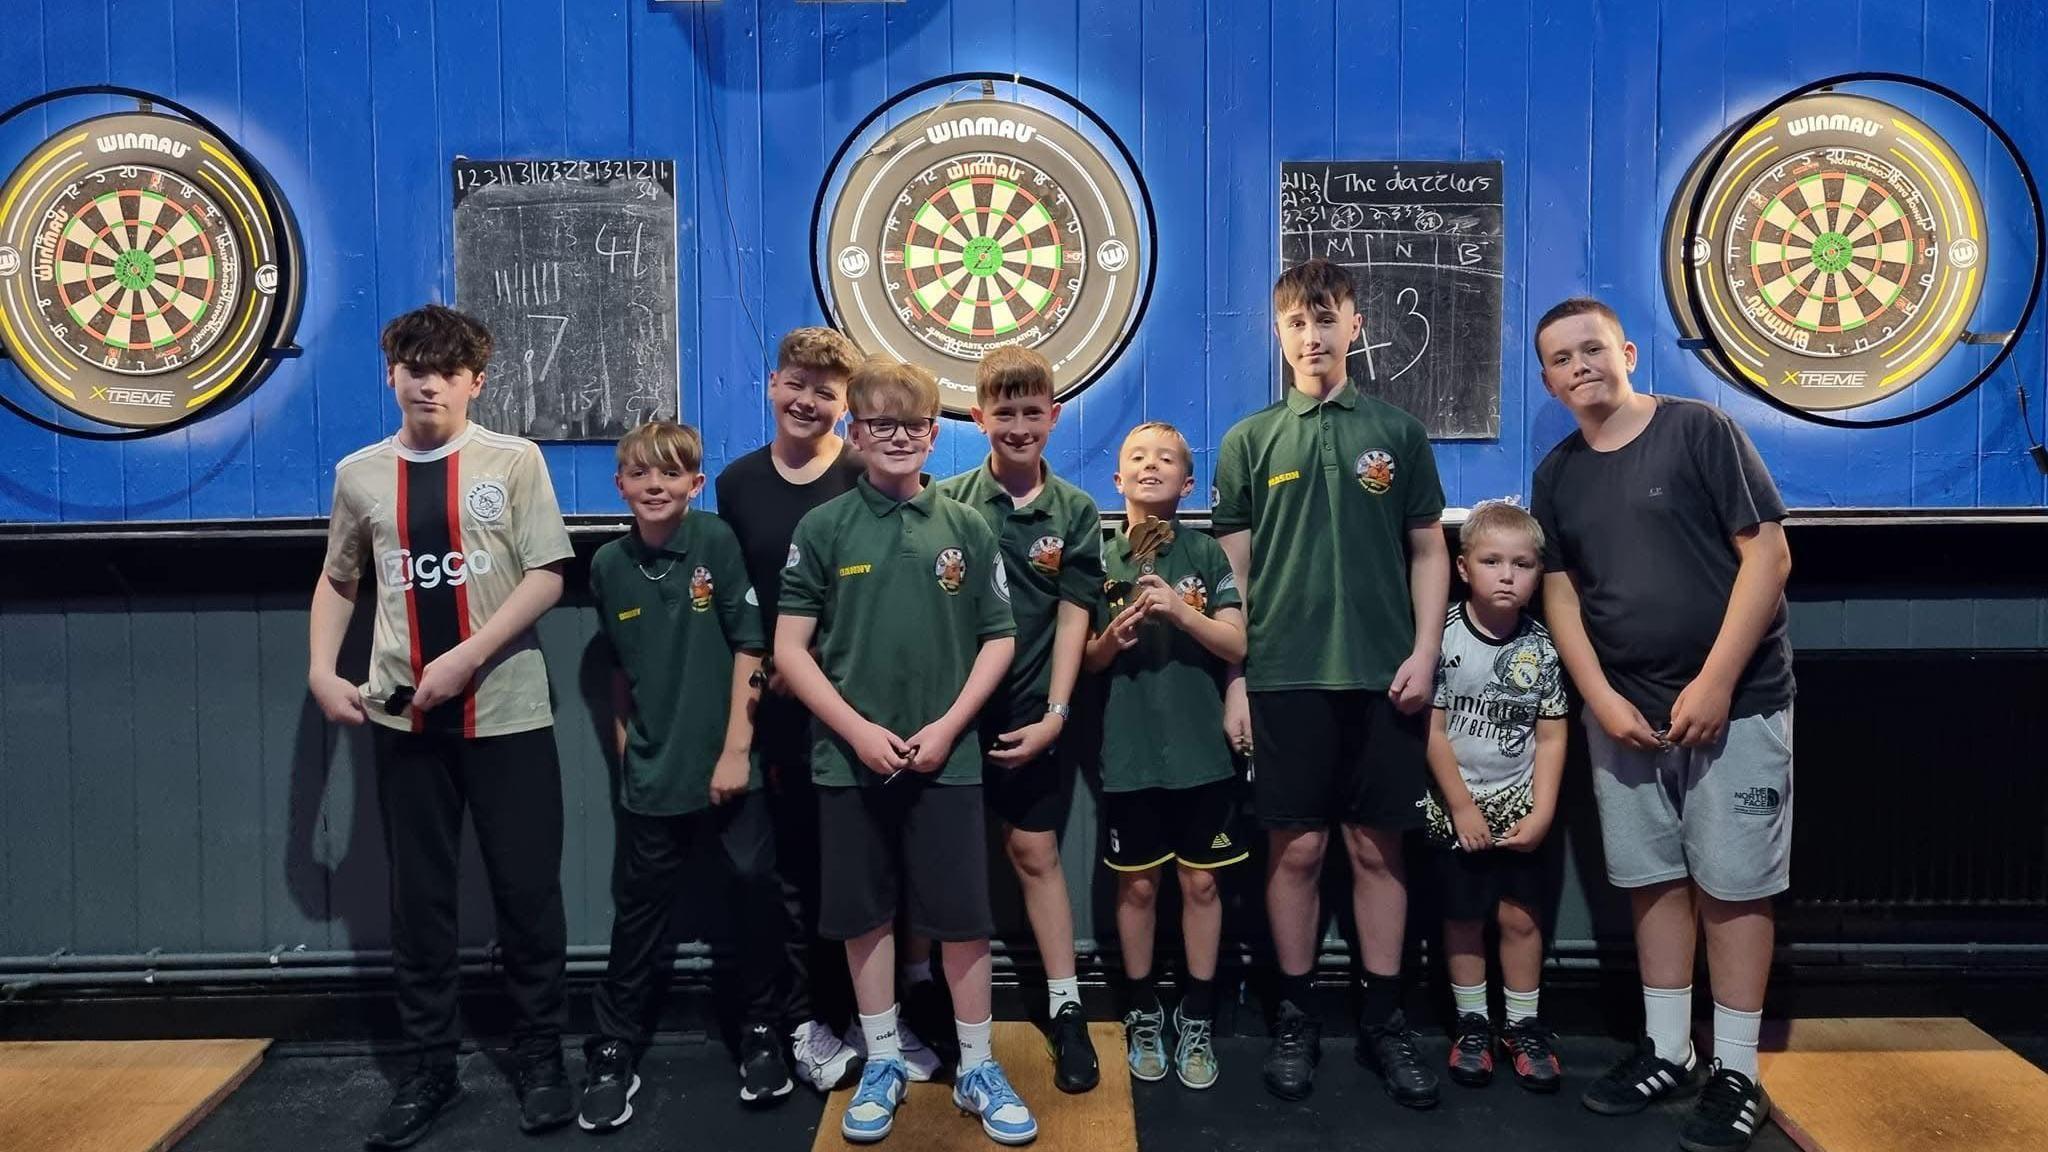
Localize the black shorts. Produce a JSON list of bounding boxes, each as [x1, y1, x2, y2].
[[984, 752, 1076, 835], [1102, 778, 1249, 872], [1249, 689, 1428, 831], [1434, 843, 1549, 923], [816, 780, 992, 942]]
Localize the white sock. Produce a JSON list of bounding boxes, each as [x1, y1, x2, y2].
[[956, 1015, 993, 1072], [1504, 985, 1540, 1025], [860, 1006, 902, 1063], [1713, 1002, 1763, 1079], [1643, 984, 1694, 1065], [1451, 981, 1488, 1018], [1047, 976, 1081, 1018], [900, 959, 933, 987]]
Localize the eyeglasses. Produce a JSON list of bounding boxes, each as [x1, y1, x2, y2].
[[856, 417, 936, 440]]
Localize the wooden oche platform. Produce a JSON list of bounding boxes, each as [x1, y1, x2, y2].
[[814, 1021, 1134, 1152], [0, 1039, 269, 1152], [1758, 1018, 2048, 1152]]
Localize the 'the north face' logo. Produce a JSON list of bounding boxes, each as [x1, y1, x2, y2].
[[1356, 450, 1395, 494], [1733, 786, 1782, 816]]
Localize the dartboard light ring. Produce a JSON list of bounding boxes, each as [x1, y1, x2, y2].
[[1665, 89, 1992, 414], [816, 79, 1154, 417], [0, 105, 301, 431]]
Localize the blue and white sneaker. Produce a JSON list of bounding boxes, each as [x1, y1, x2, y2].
[[841, 1058, 908, 1143], [953, 1060, 1037, 1145]]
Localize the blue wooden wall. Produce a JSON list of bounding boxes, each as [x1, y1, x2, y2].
[[0, 0, 2043, 523]]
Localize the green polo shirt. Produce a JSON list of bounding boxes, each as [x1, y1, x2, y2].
[[589, 511, 766, 817], [1212, 385, 1444, 692], [935, 458, 1104, 729], [1081, 521, 1243, 792], [779, 475, 1015, 787]]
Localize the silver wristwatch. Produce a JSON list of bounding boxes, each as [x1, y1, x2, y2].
[[1045, 702, 1072, 719]]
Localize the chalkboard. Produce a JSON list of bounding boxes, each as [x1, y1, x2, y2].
[[1279, 160, 1503, 440], [452, 159, 679, 441]]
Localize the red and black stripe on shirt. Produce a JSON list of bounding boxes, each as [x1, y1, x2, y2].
[[395, 452, 477, 735]]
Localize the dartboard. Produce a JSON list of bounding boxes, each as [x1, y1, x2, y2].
[[0, 111, 301, 428], [819, 94, 1151, 416], [1664, 93, 1986, 411]]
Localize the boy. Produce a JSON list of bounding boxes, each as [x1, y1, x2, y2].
[[309, 304, 576, 1148], [1531, 298, 1793, 1152], [1082, 421, 1248, 1090], [934, 347, 1105, 1094], [1420, 500, 1567, 1094], [775, 359, 1038, 1145], [578, 421, 789, 1132], [1212, 258, 1449, 1106], [716, 327, 941, 1090]]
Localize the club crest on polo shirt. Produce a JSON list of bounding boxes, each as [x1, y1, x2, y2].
[[1175, 574, 1208, 612], [1028, 534, 1065, 576], [935, 547, 966, 594], [993, 558, 1011, 602], [465, 479, 508, 522], [690, 566, 714, 612], [1356, 449, 1395, 494]]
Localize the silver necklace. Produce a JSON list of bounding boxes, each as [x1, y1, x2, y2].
[[637, 557, 676, 581]]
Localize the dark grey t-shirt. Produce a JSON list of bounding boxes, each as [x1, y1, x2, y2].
[[1530, 395, 1794, 728]]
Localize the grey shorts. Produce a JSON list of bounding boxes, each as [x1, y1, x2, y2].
[[1584, 706, 1794, 901]]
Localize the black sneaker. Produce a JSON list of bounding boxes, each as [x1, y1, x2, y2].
[[1048, 1001, 1101, 1094], [1447, 1012, 1495, 1087], [738, 1021, 795, 1106], [1356, 1010, 1440, 1109], [577, 1039, 640, 1132], [1582, 1035, 1702, 1115], [363, 1063, 461, 1150], [1499, 1017, 1563, 1093], [515, 1049, 576, 1134], [1680, 1060, 1772, 1152], [1261, 1001, 1322, 1101]]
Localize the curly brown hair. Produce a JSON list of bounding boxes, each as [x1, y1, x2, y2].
[[380, 304, 494, 375]]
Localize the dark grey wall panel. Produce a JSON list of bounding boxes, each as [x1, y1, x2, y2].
[[132, 603, 203, 952], [195, 601, 267, 952], [67, 604, 135, 952], [4, 611, 72, 951]]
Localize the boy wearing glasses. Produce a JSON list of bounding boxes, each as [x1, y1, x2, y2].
[[935, 347, 1106, 1094], [775, 359, 1039, 1145]]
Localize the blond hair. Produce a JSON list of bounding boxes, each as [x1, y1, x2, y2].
[[776, 327, 862, 376], [975, 346, 1055, 407], [1459, 498, 1544, 555], [616, 419, 703, 473], [848, 358, 941, 419]]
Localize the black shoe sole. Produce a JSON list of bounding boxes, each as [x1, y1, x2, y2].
[[1046, 1036, 1101, 1094], [577, 1075, 641, 1132], [1263, 1074, 1314, 1102], [519, 1104, 576, 1135], [364, 1090, 462, 1150], [1448, 1064, 1494, 1087], [739, 1076, 795, 1107], [1514, 1072, 1562, 1094]]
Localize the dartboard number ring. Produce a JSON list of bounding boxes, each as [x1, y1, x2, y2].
[[1663, 93, 1987, 411], [0, 111, 295, 428], [821, 96, 1150, 416]]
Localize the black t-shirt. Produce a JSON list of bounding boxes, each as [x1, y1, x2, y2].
[[1530, 396, 1794, 728], [714, 442, 864, 640]]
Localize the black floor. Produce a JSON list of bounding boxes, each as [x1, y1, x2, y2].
[[174, 1033, 1834, 1152]]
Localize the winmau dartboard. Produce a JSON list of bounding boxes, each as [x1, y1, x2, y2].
[[1665, 93, 1987, 411], [0, 111, 300, 428], [819, 94, 1151, 416]]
